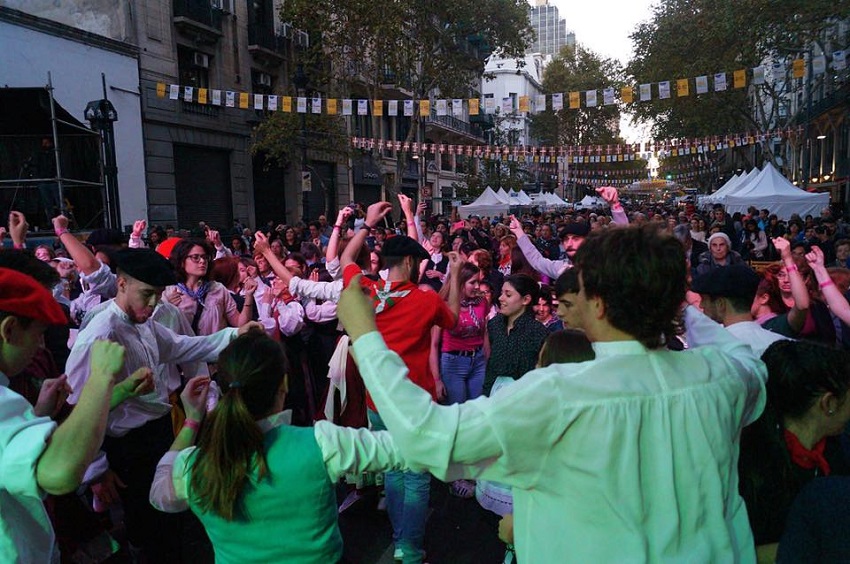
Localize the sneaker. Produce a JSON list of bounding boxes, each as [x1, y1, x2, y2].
[[450, 479, 475, 499], [393, 547, 404, 561]]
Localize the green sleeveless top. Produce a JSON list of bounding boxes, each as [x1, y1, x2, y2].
[[181, 424, 342, 563]]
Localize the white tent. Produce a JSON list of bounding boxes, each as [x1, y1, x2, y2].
[[574, 195, 607, 209], [704, 172, 742, 204], [496, 188, 511, 204], [535, 192, 569, 207], [705, 168, 759, 205], [724, 163, 830, 220], [459, 186, 510, 217], [508, 190, 534, 206]]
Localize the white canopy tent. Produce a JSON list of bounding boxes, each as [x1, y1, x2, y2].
[[496, 188, 511, 204], [533, 192, 569, 207], [459, 186, 510, 217], [574, 195, 607, 209], [705, 168, 759, 205], [724, 163, 829, 220], [511, 190, 534, 205]]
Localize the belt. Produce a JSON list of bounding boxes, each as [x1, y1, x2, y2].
[[445, 347, 482, 357]]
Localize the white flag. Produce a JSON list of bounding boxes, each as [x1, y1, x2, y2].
[[534, 94, 546, 113], [753, 66, 765, 85], [714, 73, 727, 92], [695, 76, 709, 94], [501, 97, 513, 113], [388, 100, 399, 116], [169, 84, 180, 100], [484, 97, 497, 114], [312, 97, 322, 114], [658, 81, 671, 99], [296, 97, 307, 113], [436, 99, 447, 116], [834, 50, 847, 71], [357, 99, 368, 115], [552, 93, 564, 111], [812, 55, 826, 74], [586, 90, 597, 107], [639, 84, 651, 102], [225, 91, 235, 107], [403, 99, 413, 116], [183, 86, 193, 102], [602, 87, 615, 105], [342, 99, 353, 116], [772, 60, 785, 78], [211, 89, 222, 106], [452, 99, 463, 117], [254, 94, 264, 110], [268, 95, 278, 111]]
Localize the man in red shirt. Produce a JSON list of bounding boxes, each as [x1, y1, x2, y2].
[[342, 201, 460, 563]]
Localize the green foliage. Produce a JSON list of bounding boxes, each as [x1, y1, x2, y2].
[[530, 45, 624, 147], [251, 111, 350, 168]]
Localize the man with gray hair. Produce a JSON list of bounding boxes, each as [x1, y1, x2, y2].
[[696, 232, 745, 278]]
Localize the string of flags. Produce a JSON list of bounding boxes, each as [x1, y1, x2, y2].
[[351, 126, 804, 164], [155, 50, 846, 117]]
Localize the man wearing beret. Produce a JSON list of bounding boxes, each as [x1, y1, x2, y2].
[[65, 248, 260, 561], [692, 264, 790, 358], [0, 268, 126, 562], [341, 202, 462, 563]]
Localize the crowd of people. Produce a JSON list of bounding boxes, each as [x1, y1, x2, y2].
[[1, 185, 850, 564]]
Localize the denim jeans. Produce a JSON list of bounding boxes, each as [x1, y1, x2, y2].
[[440, 350, 486, 405], [368, 409, 429, 563]]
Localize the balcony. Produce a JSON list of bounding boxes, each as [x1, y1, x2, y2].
[[425, 114, 487, 144], [248, 24, 286, 63], [173, 0, 223, 43]]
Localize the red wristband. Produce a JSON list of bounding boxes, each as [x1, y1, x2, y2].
[[12, 242, 25, 249], [183, 419, 201, 433], [819, 279, 835, 289], [785, 263, 798, 273]]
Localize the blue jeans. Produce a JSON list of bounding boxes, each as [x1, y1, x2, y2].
[[368, 410, 429, 563], [440, 350, 486, 405]]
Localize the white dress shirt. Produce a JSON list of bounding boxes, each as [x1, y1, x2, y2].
[[725, 321, 790, 358], [66, 300, 237, 437], [0, 373, 58, 563], [351, 307, 767, 563]]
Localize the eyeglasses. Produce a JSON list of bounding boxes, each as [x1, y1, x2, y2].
[[187, 254, 211, 263]]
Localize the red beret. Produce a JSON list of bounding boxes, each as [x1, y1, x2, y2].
[[155, 237, 181, 260], [0, 268, 67, 325]]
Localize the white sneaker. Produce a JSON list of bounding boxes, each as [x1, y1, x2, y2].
[[393, 547, 404, 561]]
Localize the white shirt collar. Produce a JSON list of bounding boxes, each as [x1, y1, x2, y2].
[[591, 340, 648, 358], [256, 410, 292, 433]]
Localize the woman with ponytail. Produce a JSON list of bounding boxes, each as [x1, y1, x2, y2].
[[150, 330, 406, 563]]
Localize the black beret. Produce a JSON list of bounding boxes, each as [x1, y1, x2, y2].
[[691, 264, 759, 301], [114, 248, 176, 287], [381, 235, 430, 260], [559, 222, 591, 239]]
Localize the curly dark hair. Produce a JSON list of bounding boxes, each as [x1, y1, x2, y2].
[[170, 238, 215, 283], [575, 224, 687, 348]]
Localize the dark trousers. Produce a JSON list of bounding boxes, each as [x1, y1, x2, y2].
[[102, 414, 212, 563]]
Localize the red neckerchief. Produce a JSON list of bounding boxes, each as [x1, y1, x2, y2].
[[783, 429, 831, 475], [368, 278, 414, 314]]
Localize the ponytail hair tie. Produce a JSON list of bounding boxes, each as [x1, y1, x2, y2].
[[229, 380, 243, 390]]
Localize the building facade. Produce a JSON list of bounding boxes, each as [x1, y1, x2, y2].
[[528, 0, 575, 57]]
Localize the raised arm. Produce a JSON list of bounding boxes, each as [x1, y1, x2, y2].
[[36, 340, 122, 495], [128, 220, 148, 249], [326, 207, 353, 264], [807, 245, 850, 325], [53, 215, 100, 276], [509, 215, 567, 280], [254, 231, 292, 286], [774, 237, 810, 332], [398, 194, 418, 240], [341, 202, 391, 271], [596, 186, 629, 226], [9, 211, 28, 249], [445, 252, 463, 320]]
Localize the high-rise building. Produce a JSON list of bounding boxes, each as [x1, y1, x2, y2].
[[528, 0, 575, 57]]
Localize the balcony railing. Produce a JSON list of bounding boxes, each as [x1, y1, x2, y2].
[[173, 0, 223, 33], [248, 24, 285, 55], [425, 114, 486, 142]]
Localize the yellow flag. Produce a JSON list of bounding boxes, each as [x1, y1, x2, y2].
[[677, 79, 689, 97], [793, 58, 805, 78], [327, 99, 337, 115], [198, 88, 208, 104], [621, 86, 633, 104], [156, 82, 166, 98], [518, 95, 530, 113], [419, 100, 430, 116], [373, 100, 383, 115], [282, 96, 292, 112], [733, 69, 746, 88], [239, 92, 249, 109], [469, 98, 479, 116], [569, 92, 580, 109]]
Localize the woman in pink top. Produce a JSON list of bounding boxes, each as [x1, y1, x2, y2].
[[165, 239, 252, 336]]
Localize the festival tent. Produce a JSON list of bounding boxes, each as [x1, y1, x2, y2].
[[703, 172, 742, 205], [705, 168, 759, 205], [496, 188, 511, 204], [574, 194, 607, 209], [514, 190, 534, 205], [459, 186, 510, 217], [724, 163, 830, 220], [534, 192, 569, 207]]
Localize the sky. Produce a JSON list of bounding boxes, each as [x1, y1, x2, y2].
[[550, 0, 659, 141]]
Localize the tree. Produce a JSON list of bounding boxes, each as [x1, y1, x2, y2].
[[279, 0, 534, 215], [530, 45, 625, 147]]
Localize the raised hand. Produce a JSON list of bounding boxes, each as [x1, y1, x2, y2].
[[508, 215, 524, 238], [365, 201, 393, 227], [772, 237, 791, 259], [805, 245, 825, 269], [242, 276, 258, 297], [132, 219, 147, 238], [398, 193, 413, 215], [448, 251, 463, 273], [180, 375, 211, 422], [9, 211, 28, 245], [89, 340, 126, 383], [34, 375, 72, 418], [254, 231, 271, 255], [207, 229, 222, 247], [596, 186, 620, 205]]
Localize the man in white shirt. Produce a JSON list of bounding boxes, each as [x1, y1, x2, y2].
[[65, 249, 258, 561], [337, 224, 767, 563], [692, 264, 789, 358]]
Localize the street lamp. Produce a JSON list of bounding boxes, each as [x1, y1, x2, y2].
[[85, 98, 120, 229], [293, 64, 309, 221]]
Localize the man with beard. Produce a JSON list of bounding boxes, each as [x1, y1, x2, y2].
[[65, 248, 260, 561], [340, 202, 461, 563]]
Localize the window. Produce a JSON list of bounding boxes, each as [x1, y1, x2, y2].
[[177, 46, 210, 89]]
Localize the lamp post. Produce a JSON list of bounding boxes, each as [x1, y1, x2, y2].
[[84, 92, 120, 229], [293, 64, 309, 221]]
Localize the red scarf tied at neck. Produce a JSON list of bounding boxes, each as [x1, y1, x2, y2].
[[783, 429, 831, 476]]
